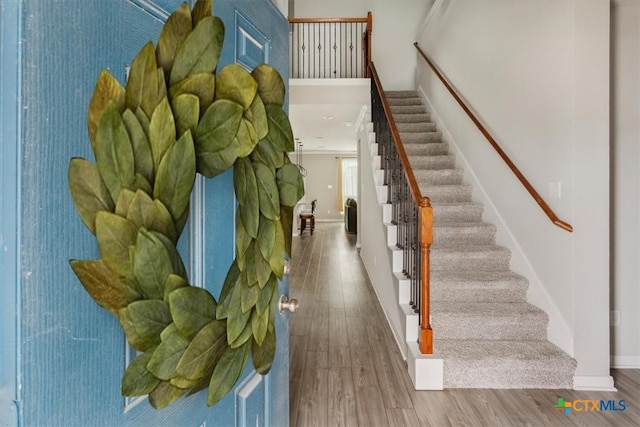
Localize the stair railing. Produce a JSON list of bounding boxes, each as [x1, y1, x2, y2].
[[414, 43, 573, 232], [370, 63, 433, 355], [289, 13, 372, 79]]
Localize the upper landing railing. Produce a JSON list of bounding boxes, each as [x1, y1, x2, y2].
[[289, 13, 372, 79]]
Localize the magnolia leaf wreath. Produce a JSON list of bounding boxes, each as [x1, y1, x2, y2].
[[68, 0, 304, 409]]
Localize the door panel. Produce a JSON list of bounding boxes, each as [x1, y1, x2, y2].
[[1, 0, 291, 425]]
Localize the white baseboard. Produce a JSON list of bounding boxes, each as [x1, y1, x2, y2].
[[611, 355, 640, 369], [573, 375, 617, 391]]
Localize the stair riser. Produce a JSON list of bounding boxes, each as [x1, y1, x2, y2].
[[404, 143, 450, 156], [393, 113, 431, 123], [401, 132, 442, 144], [431, 286, 527, 303], [431, 251, 511, 271], [413, 169, 464, 185], [408, 155, 456, 170], [390, 105, 426, 115], [432, 205, 484, 223], [396, 122, 436, 133], [432, 315, 548, 341], [387, 97, 423, 106], [385, 90, 419, 98], [433, 225, 496, 245], [443, 367, 574, 389], [419, 186, 473, 203]]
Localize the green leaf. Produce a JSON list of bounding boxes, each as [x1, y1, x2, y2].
[[173, 94, 200, 139], [125, 190, 177, 242], [124, 299, 172, 349], [265, 104, 294, 152], [251, 306, 269, 346], [154, 130, 196, 221], [216, 64, 258, 110], [147, 331, 186, 382], [95, 105, 135, 202], [69, 259, 127, 314], [216, 260, 240, 320], [238, 159, 259, 238], [257, 215, 276, 262], [269, 219, 285, 278], [164, 273, 189, 302], [241, 270, 260, 313], [251, 324, 275, 375], [121, 347, 161, 396], [68, 158, 115, 234], [126, 42, 160, 118], [235, 210, 251, 269], [244, 94, 268, 140], [148, 97, 176, 175], [175, 204, 190, 237], [169, 73, 215, 116], [147, 325, 190, 380], [233, 156, 249, 204], [171, 16, 224, 85], [176, 319, 227, 381], [156, 3, 193, 79], [236, 118, 258, 158], [170, 376, 201, 390], [191, 0, 212, 26], [228, 317, 252, 349], [256, 275, 275, 314], [119, 307, 151, 351], [256, 247, 273, 289], [95, 211, 137, 277], [169, 286, 217, 339], [280, 205, 294, 256], [157, 67, 168, 102], [277, 163, 305, 207], [254, 138, 284, 169], [151, 231, 188, 282], [253, 162, 280, 221], [207, 341, 250, 406], [133, 228, 174, 299], [149, 380, 187, 409], [251, 64, 286, 106], [122, 109, 154, 185], [135, 107, 150, 135], [88, 70, 125, 151], [226, 276, 251, 344], [195, 99, 243, 177], [132, 173, 153, 195], [115, 188, 136, 218]]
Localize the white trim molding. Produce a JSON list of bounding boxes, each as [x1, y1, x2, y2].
[[611, 356, 640, 369], [573, 376, 617, 392]]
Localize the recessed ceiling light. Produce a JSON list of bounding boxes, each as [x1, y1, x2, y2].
[[345, 121, 352, 127], [323, 115, 334, 120]]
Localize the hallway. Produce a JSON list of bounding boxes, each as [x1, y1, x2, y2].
[[288, 223, 640, 427]]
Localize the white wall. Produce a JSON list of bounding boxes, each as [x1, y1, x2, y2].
[[301, 154, 348, 221], [294, 0, 434, 89], [416, 0, 612, 386], [611, 0, 640, 368]]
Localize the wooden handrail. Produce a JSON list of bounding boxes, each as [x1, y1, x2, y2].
[[370, 62, 433, 355], [288, 16, 369, 24], [414, 42, 573, 233]]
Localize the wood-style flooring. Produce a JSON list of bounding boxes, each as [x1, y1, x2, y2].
[[289, 222, 640, 427]]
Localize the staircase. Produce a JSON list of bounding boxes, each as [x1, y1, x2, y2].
[[382, 90, 576, 388]]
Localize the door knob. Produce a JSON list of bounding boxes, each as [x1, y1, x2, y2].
[[279, 295, 299, 314]]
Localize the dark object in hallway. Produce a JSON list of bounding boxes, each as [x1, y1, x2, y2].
[[344, 197, 357, 234], [299, 199, 317, 235]]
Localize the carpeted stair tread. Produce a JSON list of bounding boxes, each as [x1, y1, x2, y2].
[[431, 270, 528, 303], [385, 90, 419, 98], [390, 104, 427, 115], [436, 340, 576, 388], [386, 97, 423, 106]]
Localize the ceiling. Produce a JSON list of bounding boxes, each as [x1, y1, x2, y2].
[[288, 79, 370, 154]]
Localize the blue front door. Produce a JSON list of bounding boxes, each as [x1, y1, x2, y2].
[[0, 0, 291, 425]]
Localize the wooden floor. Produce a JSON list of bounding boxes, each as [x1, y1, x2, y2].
[[288, 222, 640, 427]]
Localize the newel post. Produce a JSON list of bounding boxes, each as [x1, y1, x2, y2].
[[365, 11, 372, 78], [419, 197, 433, 354]]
